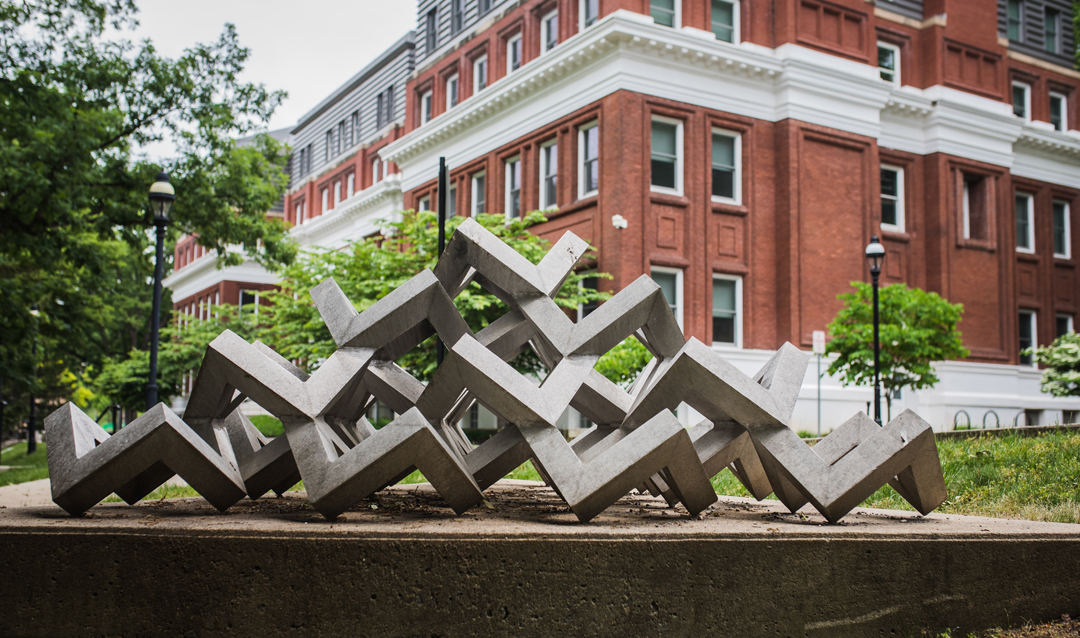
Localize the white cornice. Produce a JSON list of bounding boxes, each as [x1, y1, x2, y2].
[[290, 173, 404, 248], [163, 254, 278, 302]]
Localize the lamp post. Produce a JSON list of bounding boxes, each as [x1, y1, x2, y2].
[[146, 171, 175, 410], [865, 235, 885, 426], [436, 157, 448, 368], [27, 305, 39, 454]]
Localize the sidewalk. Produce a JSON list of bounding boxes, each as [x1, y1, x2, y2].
[[0, 475, 191, 510]]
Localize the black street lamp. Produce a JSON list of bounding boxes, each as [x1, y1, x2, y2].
[[27, 305, 40, 454], [146, 171, 175, 410], [436, 156, 448, 368], [865, 235, 885, 426]]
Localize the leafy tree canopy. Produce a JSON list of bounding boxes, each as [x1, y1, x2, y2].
[[825, 282, 969, 415]]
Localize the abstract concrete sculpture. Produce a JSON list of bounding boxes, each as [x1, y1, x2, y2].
[[44, 218, 947, 523]]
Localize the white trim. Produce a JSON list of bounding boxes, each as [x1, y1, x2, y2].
[[539, 138, 559, 210], [1049, 91, 1068, 132], [1019, 309, 1037, 367], [506, 33, 523, 75], [711, 274, 742, 348], [505, 155, 521, 219], [473, 55, 488, 94], [1053, 199, 1072, 258], [372, 157, 381, 184], [471, 170, 486, 216], [649, 0, 680, 28], [320, 187, 329, 214], [540, 9, 559, 55], [420, 90, 433, 125], [446, 73, 459, 110], [333, 180, 341, 208], [578, 120, 599, 200], [962, 179, 972, 239], [347, 173, 355, 198], [650, 115, 683, 195], [710, 128, 741, 205], [418, 195, 430, 211], [880, 164, 905, 233], [1057, 313, 1074, 337], [1015, 191, 1035, 253], [650, 266, 683, 330], [877, 41, 901, 87], [579, 0, 599, 31], [1012, 81, 1032, 122]]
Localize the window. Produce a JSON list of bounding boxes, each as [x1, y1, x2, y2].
[[540, 140, 558, 210], [507, 34, 522, 74], [1053, 200, 1071, 258], [1007, 0, 1023, 41], [333, 180, 341, 208], [473, 55, 488, 94], [350, 111, 360, 146], [418, 196, 430, 212], [962, 175, 989, 241], [420, 90, 433, 125], [651, 268, 683, 328], [582, 0, 599, 28], [451, 0, 464, 34], [425, 9, 438, 53], [1012, 82, 1031, 121], [1016, 192, 1034, 253], [321, 188, 329, 213], [579, 276, 599, 318], [241, 290, 260, 319], [303, 144, 312, 175], [1019, 310, 1036, 365], [295, 201, 305, 225], [650, 117, 682, 194], [711, 130, 740, 204], [878, 42, 900, 86], [376, 86, 395, 130], [449, 183, 457, 217], [711, 0, 737, 42], [1050, 92, 1067, 131], [712, 276, 741, 347], [372, 157, 381, 184], [650, 0, 677, 27], [881, 165, 905, 232], [446, 74, 459, 110], [336, 121, 345, 155], [479, 0, 491, 15], [505, 156, 521, 219], [541, 10, 559, 54], [325, 129, 333, 161], [578, 122, 599, 198], [1057, 314, 1074, 337], [1044, 8, 1059, 53], [472, 171, 486, 216], [347, 173, 355, 198]]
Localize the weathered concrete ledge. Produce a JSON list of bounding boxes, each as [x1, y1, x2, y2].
[[1, 480, 1077, 637]]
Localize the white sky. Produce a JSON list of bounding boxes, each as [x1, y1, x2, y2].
[[131, 1, 417, 133]]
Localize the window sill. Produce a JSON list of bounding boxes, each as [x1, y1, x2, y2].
[[550, 195, 598, 218], [712, 200, 747, 216], [1016, 251, 1040, 263], [957, 237, 996, 252], [881, 228, 909, 242], [649, 191, 689, 207]]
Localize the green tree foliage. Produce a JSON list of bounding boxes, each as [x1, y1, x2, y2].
[[1030, 332, 1080, 397], [0, 0, 293, 432], [825, 282, 969, 417], [594, 337, 654, 388], [260, 209, 608, 382]]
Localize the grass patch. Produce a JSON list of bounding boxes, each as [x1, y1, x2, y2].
[[396, 460, 545, 485], [0, 442, 49, 488], [249, 415, 284, 437], [710, 429, 1080, 523]]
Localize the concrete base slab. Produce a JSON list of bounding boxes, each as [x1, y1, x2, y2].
[[0, 480, 1078, 637]]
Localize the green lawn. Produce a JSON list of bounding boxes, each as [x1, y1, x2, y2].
[[0, 442, 50, 487], [248, 415, 284, 437]]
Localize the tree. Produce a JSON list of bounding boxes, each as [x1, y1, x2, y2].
[[825, 282, 970, 420], [1030, 332, 1080, 397], [0, 0, 294, 434]]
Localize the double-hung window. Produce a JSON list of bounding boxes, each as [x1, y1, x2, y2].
[[578, 122, 599, 199], [1053, 200, 1071, 258], [350, 111, 359, 145], [479, 0, 491, 15], [1019, 310, 1036, 365], [321, 188, 329, 214], [581, 0, 599, 29], [962, 175, 990, 241], [449, 182, 458, 217], [712, 276, 741, 347], [325, 129, 333, 162], [505, 156, 522, 219], [347, 173, 355, 198], [650, 0, 677, 27], [1016, 192, 1034, 253], [420, 90, 433, 125], [650, 117, 682, 194], [711, 0, 737, 42], [1057, 314, 1074, 338], [1044, 8, 1060, 53], [507, 34, 523, 74], [1007, 0, 1023, 42], [711, 130, 740, 204], [418, 196, 430, 212], [878, 42, 900, 86], [540, 140, 558, 210], [880, 165, 905, 232], [1050, 92, 1067, 131], [450, 0, 464, 35], [425, 9, 438, 53], [333, 180, 341, 208], [337, 121, 345, 155], [1012, 81, 1031, 121], [372, 157, 381, 184], [472, 171, 486, 216], [651, 268, 683, 329], [473, 55, 488, 94], [446, 74, 459, 109], [541, 10, 559, 54]]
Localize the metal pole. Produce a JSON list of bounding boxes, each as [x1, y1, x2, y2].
[[816, 354, 821, 437], [27, 334, 37, 454], [871, 268, 882, 426], [146, 216, 167, 410], [436, 157, 448, 368]]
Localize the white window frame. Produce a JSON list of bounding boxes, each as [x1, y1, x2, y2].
[[539, 139, 558, 211], [1012, 81, 1031, 122], [578, 121, 599, 200], [1057, 313, 1074, 337], [1050, 91, 1068, 132], [418, 196, 430, 212], [962, 179, 972, 239], [505, 155, 522, 220], [295, 201, 305, 225], [650, 266, 684, 329], [1019, 309, 1037, 367], [506, 34, 523, 75], [1016, 192, 1035, 254], [372, 157, 381, 184], [471, 171, 486, 216], [446, 74, 459, 110], [1053, 200, 1071, 258], [711, 128, 742, 205], [333, 180, 341, 208], [650, 116, 683, 196], [449, 182, 458, 217], [711, 274, 743, 348], [540, 10, 559, 54], [880, 164, 905, 233], [580, 0, 600, 30], [347, 173, 355, 198], [420, 90, 433, 125], [473, 55, 488, 94], [649, 0, 681, 28], [710, 0, 740, 44], [320, 188, 329, 213], [240, 289, 261, 319], [877, 41, 901, 87]]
